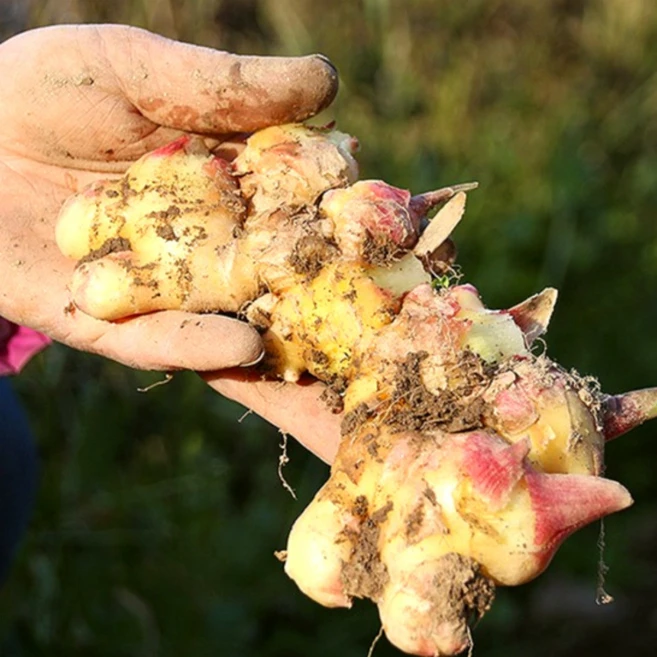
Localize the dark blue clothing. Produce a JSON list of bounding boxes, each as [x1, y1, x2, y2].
[[0, 378, 37, 584]]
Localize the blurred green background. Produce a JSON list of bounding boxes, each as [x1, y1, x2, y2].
[[3, 0, 657, 655]]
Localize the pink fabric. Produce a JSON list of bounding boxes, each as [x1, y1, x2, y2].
[[0, 318, 51, 376]]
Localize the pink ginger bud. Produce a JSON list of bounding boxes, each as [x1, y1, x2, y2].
[[507, 288, 558, 346], [449, 431, 630, 584], [320, 181, 419, 259], [526, 470, 632, 562], [602, 388, 657, 440], [460, 433, 530, 510], [149, 134, 191, 157], [408, 182, 478, 222]]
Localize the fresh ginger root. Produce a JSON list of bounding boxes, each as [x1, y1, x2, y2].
[[56, 124, 657, 656]]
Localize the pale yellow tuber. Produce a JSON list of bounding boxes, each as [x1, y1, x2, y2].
[[56, 123, 657, 656]]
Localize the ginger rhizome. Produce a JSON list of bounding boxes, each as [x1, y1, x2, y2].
[[56, 124, 657, 657]]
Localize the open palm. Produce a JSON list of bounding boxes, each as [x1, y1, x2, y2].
[[0, 24, 341, 461]]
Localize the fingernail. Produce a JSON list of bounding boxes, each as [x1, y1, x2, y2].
[[240, 348, 265, 368], [310, 54, 339, 111], [313, 53, 339, 77]]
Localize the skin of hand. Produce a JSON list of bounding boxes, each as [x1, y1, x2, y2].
[[0, 23, 341, 461], [204, 371, 342, 463]]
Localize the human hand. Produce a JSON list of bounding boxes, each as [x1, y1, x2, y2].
[[0, 24, 338, 372], [204, 370, 342, 464]]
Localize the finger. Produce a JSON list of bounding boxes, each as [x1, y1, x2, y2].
[[109, 26, 339, 132], [60, 302, 265, 371], [0, 25, 338, 166], [92, 312, 264, 371], [204, 370, 341, 464], [0, 230, 263, 372]]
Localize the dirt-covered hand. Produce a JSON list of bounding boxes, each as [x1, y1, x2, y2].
[[0, 23, 338, 371]]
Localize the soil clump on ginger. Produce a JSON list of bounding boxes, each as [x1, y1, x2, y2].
[[341, 499, 393, 600], [429, 554, 495, 627], [289, 233, 339, 278], [363, 232, 406, 266], [78, 236, 131, 265], [387, 351, 494, 434]]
